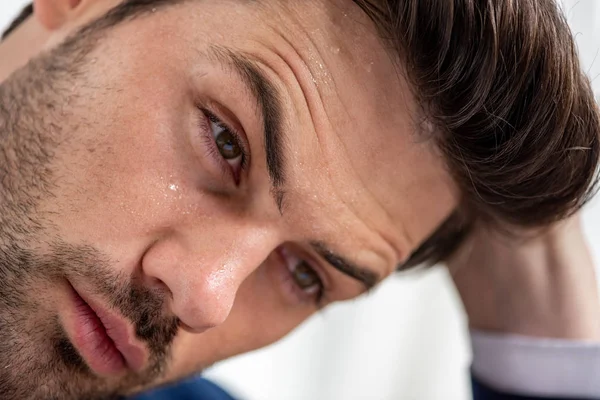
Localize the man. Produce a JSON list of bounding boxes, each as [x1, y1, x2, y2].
[[0, 1, 598, 399]]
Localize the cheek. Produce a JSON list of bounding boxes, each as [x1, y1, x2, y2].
[[37, 75, 201, 244], [41, 134, 176, 243], [38, 32, 202, 238]]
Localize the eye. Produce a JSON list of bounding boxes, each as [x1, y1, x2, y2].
[[207, 112, 245, 167], [198, 108, 249, 184], [278, 247, 326, 305], [290, 260, 323, 296]]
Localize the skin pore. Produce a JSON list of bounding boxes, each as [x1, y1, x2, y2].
[[0, 0, 458, 398]]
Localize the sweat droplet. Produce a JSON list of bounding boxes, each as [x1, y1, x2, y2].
[[331, 47, 340, 55], [152, 8, 157, 12]]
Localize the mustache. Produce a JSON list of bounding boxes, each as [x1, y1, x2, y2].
[[12, 239, 181, 361], [111, 277, 180, 357]]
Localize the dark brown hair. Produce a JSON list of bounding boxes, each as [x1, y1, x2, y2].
[[352, 0, 600, 268], [3, 0, 600, 269]]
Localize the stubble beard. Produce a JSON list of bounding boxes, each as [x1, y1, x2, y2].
[[0, 23, 179, 400]]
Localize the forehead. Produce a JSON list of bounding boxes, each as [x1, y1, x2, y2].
[[248, 1, 459, 257]]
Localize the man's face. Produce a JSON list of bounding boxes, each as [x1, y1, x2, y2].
[[0, 0, 457, 398]]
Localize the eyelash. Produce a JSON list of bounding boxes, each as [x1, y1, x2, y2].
[[198, 107, 250, 184]]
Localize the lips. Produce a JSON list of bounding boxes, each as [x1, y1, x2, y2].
[[66, 283, 147, 377]]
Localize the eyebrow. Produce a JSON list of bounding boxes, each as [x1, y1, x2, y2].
[[311, 241, 380, 291], [209, 46, 287, 213]]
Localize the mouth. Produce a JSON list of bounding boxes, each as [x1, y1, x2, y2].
[[65, 282, 148, 377]]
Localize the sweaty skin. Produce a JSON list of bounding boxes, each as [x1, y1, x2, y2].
[[1, 2, 600, 400], [0, 1, 457, 398]]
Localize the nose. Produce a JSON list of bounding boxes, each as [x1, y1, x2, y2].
[[142, 224, 278, 333]]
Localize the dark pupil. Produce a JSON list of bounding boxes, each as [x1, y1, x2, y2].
[[216, 130, 241, 160], [293, 262, 319, 289]]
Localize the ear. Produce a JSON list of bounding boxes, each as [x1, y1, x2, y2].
[[33, 0, 85, 31]]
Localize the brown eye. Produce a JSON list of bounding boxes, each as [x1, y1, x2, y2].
[[198, 108, 249, 186], [213, 124, 242, 160], [292, 261, 322, 291], [210, 116, 244, 161]]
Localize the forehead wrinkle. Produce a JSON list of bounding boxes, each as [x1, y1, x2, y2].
[[263, 3, 409, 264], [299, 86, 406, 265], [290, 90, 405, 273], [293, 47, 410, 263], [318, 155, 406, 270], [260, 0, 357, 120], [250, 19, 341, 179], [270, 36, 390, 255], [312, 73, 419, 259], [237, 1, 408, 265], [319, 102, 415, 258], [254, 1, 434, 271]]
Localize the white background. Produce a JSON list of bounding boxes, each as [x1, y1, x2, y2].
[[1, 2, 599, 399]]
